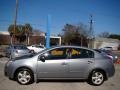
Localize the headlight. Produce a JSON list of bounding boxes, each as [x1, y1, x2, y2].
[[6, 60, 13, 67]]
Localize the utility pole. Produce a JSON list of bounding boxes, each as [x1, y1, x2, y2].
[[13, 0, 19, 44], [88, 14, 94, 48], [90, 14, 93, 38]]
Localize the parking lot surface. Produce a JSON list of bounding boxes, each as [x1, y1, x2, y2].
[[0, 57, 120, 90]]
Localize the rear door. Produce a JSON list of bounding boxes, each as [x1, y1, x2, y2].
[[68, 48, 95, 78]]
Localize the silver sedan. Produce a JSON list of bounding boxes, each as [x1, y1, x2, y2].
[[4, 46, 115, 86], [5, 44, 32, 59]]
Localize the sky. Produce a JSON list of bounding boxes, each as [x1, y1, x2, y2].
[[0, 0, 120, 36]]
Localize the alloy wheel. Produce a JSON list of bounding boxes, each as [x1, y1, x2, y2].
[[91, 71, 104, 85], [16, 68, 34, 85]]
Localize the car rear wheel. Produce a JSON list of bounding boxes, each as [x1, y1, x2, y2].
[[16, 68, 34, 85], [88, 70, 105, 86]]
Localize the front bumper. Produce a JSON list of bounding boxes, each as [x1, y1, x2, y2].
[[4, 60, 14, 79], [4, 61, 9, 77]]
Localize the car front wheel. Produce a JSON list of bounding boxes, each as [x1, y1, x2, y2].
[[16, 68, 34, 85]]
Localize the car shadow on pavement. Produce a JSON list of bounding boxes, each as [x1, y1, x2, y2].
[[0, 55, 4, 58], [37, 79, 86, 83]]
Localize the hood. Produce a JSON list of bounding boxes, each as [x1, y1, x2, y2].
[[13, 54, 34, 60]]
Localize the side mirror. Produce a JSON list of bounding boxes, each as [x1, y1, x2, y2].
[[39, 55, 45, 62]]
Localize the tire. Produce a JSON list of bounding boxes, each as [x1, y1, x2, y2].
[[88, 70, 105, 86], [15, 68, 34, 85]]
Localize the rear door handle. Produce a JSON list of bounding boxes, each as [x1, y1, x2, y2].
[[88, 61, 93, 64]]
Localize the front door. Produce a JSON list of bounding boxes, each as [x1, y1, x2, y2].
[[37, 47, 69, 78]]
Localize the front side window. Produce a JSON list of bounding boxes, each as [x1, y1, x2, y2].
[[42, 48, 67, 60]]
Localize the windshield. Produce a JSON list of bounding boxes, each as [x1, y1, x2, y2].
[[34, 48, 49, 55], [13, 54, 34, 60]]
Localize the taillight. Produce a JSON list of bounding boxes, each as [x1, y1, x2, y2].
[[106, 56, 113, 63], [107, 56, 112, 60]]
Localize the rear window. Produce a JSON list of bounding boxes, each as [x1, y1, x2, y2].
[[94, 49, 101, 53]]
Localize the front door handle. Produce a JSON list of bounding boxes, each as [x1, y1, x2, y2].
[[61, 62, 67, 65]]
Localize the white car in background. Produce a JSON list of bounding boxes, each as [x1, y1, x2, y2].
[[27, 45, 45, 53], [100, 47, 113, 51]]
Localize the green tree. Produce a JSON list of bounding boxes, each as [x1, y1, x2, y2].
[[98, 32, 110, 38], [109, 34, 120, 40], [24, 24, 33, 45], [62, 23, 88, 46], [15, 25, 26, 43], [8, 24, 18, 44], [77, 23, 89, 46], [62, 24, 77, 45], [8, 24, 33, 44]]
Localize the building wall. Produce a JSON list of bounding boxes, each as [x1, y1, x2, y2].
[[0, 35, 11, 45], [0, 34, 45, 45], [93, 38, 120, 50], [29, 36, 45, 45]]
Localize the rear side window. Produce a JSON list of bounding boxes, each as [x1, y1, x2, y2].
[[71, 48, 94, 59]]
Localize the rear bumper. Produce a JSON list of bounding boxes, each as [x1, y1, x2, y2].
[[107, 65, 115, 78]]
